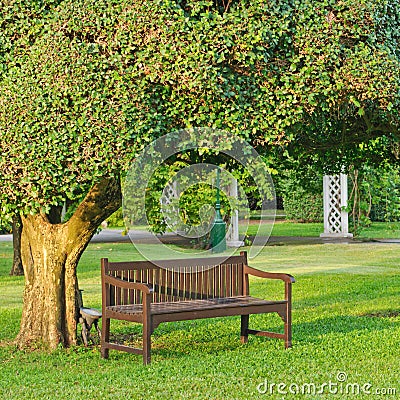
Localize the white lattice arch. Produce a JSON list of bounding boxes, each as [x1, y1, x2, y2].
[[160, 181, 182, 232], [321, 174, 353, 238], [226, 178, 244, 247]]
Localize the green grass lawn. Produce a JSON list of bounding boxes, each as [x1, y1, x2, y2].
[[240, 221, 400, 239], [1, 241, 399, 399], [356, 222, 400, 239]]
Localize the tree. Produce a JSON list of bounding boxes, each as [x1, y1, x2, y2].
[[275, 0, 400, 170], [10, 215, 24, 276], [0, 0, 399, 349]]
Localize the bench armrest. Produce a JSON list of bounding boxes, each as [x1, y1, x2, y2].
[[104, 275, 154, 294], [244, 265, 295, 283]]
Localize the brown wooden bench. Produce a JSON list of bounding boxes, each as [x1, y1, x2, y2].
[[100, 251, 295, 364]]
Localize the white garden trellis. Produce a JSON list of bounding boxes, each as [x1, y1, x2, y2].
[[226, 178, 244, 247], [320, 174, 353, 238]]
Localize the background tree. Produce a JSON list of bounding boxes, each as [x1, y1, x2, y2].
[[0, 0, 399, 349], [10, 215, 24, 276], [277, 0, 400, 168]]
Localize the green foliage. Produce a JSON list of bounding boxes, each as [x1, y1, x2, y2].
[[122, 145, 266, 236], [348, 164, 400, 235], [283, 191, 323, 223], [1, 0, 399, 219], [178, 183, 228, 226], [277, 165, 323, 223], [105, 208, 125, 228], [278, 0, 400, 171], [348, 167, 373, 234], [367, 165, 400, 222], [0, 211, 11, 234], [144, 160, 233, 239], [0, 222, 11, 235]]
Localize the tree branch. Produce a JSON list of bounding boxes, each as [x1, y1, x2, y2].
[[67, 177, 122, 241]]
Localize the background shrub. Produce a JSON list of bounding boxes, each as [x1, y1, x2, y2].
[[283, 190, 323, 222]]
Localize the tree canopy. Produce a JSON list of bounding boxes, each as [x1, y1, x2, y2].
[[280, 0, 400, 169], [0, 0, 399, 349], [1, 0, 399, 217]]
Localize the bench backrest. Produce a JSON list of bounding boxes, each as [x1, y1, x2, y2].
[[101, 252, 248, 306]]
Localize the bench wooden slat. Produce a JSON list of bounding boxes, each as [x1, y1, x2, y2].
[[107, 261, 248, 305], [104, 256, 247, 272], [108, 296, 287, 316], [232, 263, 239, 296]]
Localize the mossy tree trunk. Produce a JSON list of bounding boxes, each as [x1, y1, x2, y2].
[[15, 178, 121, 349]]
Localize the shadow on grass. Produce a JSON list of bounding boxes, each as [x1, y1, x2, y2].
[[105, 311, 312, 363], [293, 314, 399, 344], [105, 311, 399, 362], [290, 274, 400, 311]]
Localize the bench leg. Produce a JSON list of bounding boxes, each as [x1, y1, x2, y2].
[[285, 282, 292, 349], [142, 296, 152, 365], [241, 315, 249, 344], [101, 317, 110, 359], [143, 325, 151, 365], [285, 305, 292, 349]]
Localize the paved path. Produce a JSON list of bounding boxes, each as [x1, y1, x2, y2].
[[0, 234, 12, 242]]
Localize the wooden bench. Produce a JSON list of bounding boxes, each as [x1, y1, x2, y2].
[[100, 251, 295, 364]]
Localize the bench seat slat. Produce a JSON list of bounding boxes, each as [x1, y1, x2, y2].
[[107, 296, 286, 316]]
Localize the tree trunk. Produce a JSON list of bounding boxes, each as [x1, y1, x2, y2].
[[15, 178, 121, 349], [10, 214, 24, 276]]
